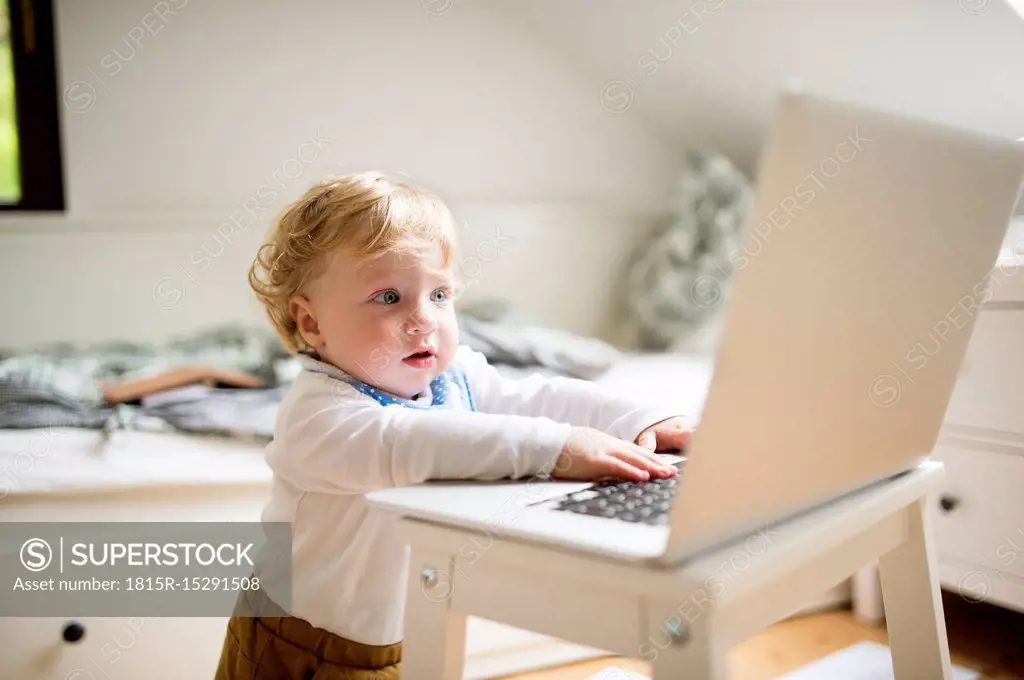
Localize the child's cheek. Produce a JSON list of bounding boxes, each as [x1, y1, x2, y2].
[[440, 328, 460, 369], [369, 347, 391, 373], [366, 320, 398, 363]]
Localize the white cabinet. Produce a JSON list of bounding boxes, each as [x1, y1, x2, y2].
[[0, 484, 271, 680], [855, 231, 1024, 620], [931, 442, 1024, 582], [942, 310, 1024, 436], [929, 240, 1024, 613], [0, 615, 236, 680]]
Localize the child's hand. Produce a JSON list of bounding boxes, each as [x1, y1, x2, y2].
[[635, 416, 694, 452], [552, 427, 678, 483]]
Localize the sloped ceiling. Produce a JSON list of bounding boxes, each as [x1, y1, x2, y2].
[[508, 0, 1024, 178]]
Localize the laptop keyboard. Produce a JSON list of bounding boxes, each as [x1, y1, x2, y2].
[[551, 460, 685, 526]]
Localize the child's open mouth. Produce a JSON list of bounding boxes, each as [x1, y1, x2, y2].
[[403, 349, 436, 369]]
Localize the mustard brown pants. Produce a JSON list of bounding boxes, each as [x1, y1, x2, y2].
[[214, 588, 401, 679]]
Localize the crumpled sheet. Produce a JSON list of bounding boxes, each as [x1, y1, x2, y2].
[[0, 306, 624, 435], [458, 314, 622, 381]]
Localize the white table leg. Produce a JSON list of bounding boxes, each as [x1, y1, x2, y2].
[[878, 498, 953, 680], [853, 561, 886, 624], [645, 600, 727, 680], [402, 547, 467, 680]]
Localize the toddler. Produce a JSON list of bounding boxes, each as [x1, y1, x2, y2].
[[215, 172, 692, 679]]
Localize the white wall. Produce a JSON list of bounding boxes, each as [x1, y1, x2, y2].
[[519, 0, 1024, 176], [0, 0, 679, 348], [55, 0, 678, 213], [0, 205, 657, 348], [4, 0, 1024, 350]]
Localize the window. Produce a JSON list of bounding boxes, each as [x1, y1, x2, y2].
[[1, 0, 64, 211]]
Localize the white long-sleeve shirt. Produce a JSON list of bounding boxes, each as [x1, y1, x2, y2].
[[260, 345, 679, 645]]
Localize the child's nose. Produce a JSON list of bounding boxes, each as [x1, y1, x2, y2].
[[404, 304, 439, 334]]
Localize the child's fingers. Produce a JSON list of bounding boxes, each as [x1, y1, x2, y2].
[[657, 426, 695, 451], [601, 455, 650, 482], [612, 447, 675, 478], [636, 430, 657, 450], [635, 446, 678, 476], [659, 429, 690, 450]]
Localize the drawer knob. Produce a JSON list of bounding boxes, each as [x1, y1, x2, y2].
[[939, 495, 960, 512], [62, 622, 85, 644]]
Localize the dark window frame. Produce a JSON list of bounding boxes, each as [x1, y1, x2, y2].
[[3, 0, 64, 211]]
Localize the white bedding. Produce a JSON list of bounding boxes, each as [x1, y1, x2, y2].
[[596, 351, 714, 419], [0, 352, 714, 497], [0, 428, 271, 497]]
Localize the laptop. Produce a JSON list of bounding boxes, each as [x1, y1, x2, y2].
[[366, 86, 1024, 567]]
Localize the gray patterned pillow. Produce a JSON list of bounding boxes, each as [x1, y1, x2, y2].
[[624, 150, 751, 351]]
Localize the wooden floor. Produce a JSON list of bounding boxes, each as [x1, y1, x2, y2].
[[505, 592, 1024, 679]]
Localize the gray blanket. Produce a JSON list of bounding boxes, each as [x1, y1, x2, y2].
[[0, 310, 622, 437]]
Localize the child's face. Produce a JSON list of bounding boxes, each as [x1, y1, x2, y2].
[[296, 243, 459, 399]]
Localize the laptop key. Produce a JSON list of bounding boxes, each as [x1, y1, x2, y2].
[[550, 462, 683, 525]]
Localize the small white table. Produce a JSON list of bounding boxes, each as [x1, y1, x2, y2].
[[370, 461, 953, 679]]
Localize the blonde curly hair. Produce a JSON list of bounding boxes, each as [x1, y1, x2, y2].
[[249, 172, 460, 353]]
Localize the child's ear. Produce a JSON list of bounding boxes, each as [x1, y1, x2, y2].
[[289, 295, 324, 350]]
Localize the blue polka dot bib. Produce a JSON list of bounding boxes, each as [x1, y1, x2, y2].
[[298, 353, 475, 411]]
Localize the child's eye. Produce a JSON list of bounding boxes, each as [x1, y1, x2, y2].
[[430, 287, 451, 303], [373, 290, 400, 305]]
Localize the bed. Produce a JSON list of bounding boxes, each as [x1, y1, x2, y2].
[[0, 339, 720, 679]]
